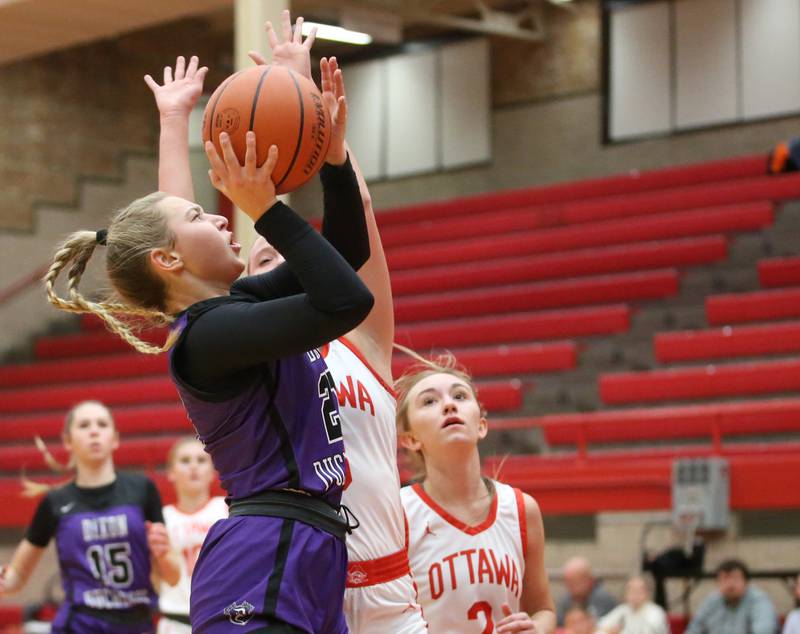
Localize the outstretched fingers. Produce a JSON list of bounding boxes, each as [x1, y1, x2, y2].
[[244, 132, 258, 179], [259, 144, 280, 179], [281, 9, 293, 42], [265, 21, 279, 49], [174, 55, 186, 81]]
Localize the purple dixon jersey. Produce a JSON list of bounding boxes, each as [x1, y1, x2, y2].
[[26, 473, 162, 619], [169, 313, 348, 507]]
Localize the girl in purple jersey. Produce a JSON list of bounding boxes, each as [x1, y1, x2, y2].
[[44, 49, 372, 632], [0, 400, 180, 633]]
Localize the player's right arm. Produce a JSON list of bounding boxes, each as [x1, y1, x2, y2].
[[0, 540, 45, 596], [144, 55, 209, 201]]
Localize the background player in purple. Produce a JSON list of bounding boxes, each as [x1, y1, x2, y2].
[[0, 400, 180, 633], [44, 48, 373, 631]]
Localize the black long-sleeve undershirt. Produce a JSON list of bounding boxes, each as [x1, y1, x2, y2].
[[232, 154, 369, 301], [172, 200, 374, 395]]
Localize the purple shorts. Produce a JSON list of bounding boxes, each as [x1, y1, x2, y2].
[[190, 515, 348, 633]]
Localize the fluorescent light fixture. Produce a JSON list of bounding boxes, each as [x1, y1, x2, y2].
[[301, 21, 373, 45]]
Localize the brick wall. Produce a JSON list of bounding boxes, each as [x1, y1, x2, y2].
[[0, 16, 233, 231]]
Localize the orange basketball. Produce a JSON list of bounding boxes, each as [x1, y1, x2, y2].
[[202, 65, 332, 195]]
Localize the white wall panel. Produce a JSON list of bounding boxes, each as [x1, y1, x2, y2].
[[740, 0, 800, 118], [341, 59, 385, 181], [386, 49, 438, 177], [440, 38, 490, 168], [609, 1, 671, 140], [675, 0, 737, 128]]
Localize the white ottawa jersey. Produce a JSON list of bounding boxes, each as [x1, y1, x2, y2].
[[159, 496, 228, 616], [321, 338, 406, 563], [401, 480, 528, 633]]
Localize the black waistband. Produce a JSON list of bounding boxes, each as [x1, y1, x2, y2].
[[72, 603, 151, 625], [161, 612, 191, 625], [228, 489, 351, 542]]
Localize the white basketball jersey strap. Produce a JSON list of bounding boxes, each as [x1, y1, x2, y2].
[[401, 481, 528, 633], [159, 497, 228, 615], [322, 338, 407, 566]]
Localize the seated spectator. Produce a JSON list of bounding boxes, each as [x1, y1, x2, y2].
[[686, 559, 777, 634], [782, 573, 800, 634], [768, 138, 800, 174], [557, 556, 619, 625], [597, 575, 669, 634], [564, 606, 602, 634]]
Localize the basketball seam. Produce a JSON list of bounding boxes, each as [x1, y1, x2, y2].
[[248, 67, 272, 132], [207, 70, 243, 141], [275, 70, 306, 191]]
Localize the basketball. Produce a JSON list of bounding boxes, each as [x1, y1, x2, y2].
[[202, 65, 332, 194]]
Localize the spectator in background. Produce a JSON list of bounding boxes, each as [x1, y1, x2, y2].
[[782, 573, 800, 634], [557, 557, 619, 625], [686, 559, 777, 634], [564, 606, 601, 634], [768, 138, 800, 174], [597, 575, 669, 634]]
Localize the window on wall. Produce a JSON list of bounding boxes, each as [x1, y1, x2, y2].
[[604, 0, 800, 142], [345, 38, 491, 181]]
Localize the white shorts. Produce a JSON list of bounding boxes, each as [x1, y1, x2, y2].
[[344, 574, 428, 634], [156, 616, 192, 634]]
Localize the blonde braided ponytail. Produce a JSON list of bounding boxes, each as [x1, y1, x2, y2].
[[43, 192, 180, 355]]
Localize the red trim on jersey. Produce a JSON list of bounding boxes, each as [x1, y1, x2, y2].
[[514, 488, 528, 560], [338, 336, 397, 398], [320, 342, 330, 358], [346, 548, 411, 588], [411, 482, 498, 536], [172, 495, 223, 517]]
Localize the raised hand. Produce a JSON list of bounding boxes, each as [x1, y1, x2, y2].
[[144, 55, 208, 118], [320, 57, 348, 166], [496, 603, 539, 634], [205, 131, 279, 221], [248, 9, 317, 81]]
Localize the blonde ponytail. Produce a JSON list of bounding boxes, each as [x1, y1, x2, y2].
[[43, 192, 181, 355]]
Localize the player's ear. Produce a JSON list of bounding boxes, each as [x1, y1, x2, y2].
[[149, 247, 183, 275], [399, 430, 422, 453], [477, 416, 489, 440]]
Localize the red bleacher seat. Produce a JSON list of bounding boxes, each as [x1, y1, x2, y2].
[[600, 358, 800, 404], [391, 235, 727, 296], [394, 270, 678, 323], [386, 202, 772, 271], [35, 328, 167, 360], [0, 377, 521, 417], [396, 304, 630, 349], [392, 342, 577, 378], [534, 398, 800, 446], [483, 449, 800, 514], [758, 256, 800, 288], [0, 352, 167, 388], [377, 154, 767, 225], [655, 321, 800, 362], [0, 376, 180, 414], [706, 287, 800, 324]]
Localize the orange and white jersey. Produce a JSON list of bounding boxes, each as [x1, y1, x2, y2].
[[159, 496, 228, 617], [401, 480, 528, 634], [321, 337, 406, 563]]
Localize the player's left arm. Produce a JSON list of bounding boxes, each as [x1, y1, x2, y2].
[[250, 12, 394, 385], [497, 493, 556, 634]]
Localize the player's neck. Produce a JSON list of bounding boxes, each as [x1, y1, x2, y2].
[[166, 275, 230, 313], [423, 450, 487, 508], [176, 490, 211, 514], [74, 460, 116, 488]]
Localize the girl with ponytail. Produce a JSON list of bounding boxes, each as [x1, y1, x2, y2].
[[0, 400, 180, 633], [44, 44, 373, 630], [396, 353, 557, 634]]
